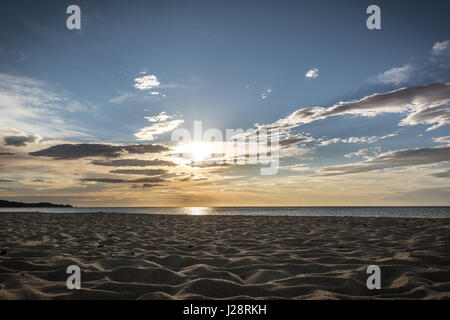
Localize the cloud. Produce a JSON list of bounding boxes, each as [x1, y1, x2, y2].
[[430, 169, 450, 178], [371, 41, 450, 87], [135, 112, 184, 141], [3, 134, 39, 146], [431, 40, 450, 68], [131, 184, 164, 188], [145, 111, 174, 122], [400, 105, 450, 131], [319, 146, 450, 176], [81, 177, 166, 184], [344, 148, 369, 159], [434, 136, 450, 144], [108, 169, 167, 176], [134, 74, 160, 90], [30, 143, 169, 160], [109, 91, 139, 104], [256, 83, 450, 133], [280, 164, 311, 172], [279, 134, 314, 147], [0, 73, 90, 139], [318, 133, 397, 146], [318, 138, 341, 146], [432, 40, 450, 55], [371, 64, 414, 85], [90, 159, 176, 167], [0, 179, 13, 182], [305, 68, 319, 79], [261, 88, 272, 99]]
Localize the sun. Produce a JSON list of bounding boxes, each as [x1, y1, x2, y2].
[[174, 142, 214, 163]]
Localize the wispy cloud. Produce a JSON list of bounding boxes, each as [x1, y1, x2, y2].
[[344, 148, 369, 159], [0, 73, 90, 139], [319, 146, 450, 176], [431, 40, 450, 68], [430, 169, 450, 178], [371, 64, 414, 85], [318, 133, 398, 146], [260, 87, 272, 99], [433, 136, 450, 144], [135, 112, 184, 141]]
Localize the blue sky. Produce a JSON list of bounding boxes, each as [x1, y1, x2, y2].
[[0, 0, 449, 206]]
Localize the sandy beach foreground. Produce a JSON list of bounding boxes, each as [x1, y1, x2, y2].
[[0, 212, 449, 299]]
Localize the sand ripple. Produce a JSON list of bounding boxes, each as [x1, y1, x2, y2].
[[0, 212, 449, 299]]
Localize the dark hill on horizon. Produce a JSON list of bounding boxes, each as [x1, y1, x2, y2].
[[0, 200, 73, 208]]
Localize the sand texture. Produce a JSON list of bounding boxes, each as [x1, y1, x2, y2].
[[0, 212, 449, 299]]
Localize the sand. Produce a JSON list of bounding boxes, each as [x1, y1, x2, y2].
[[0, 212, 449, 299]]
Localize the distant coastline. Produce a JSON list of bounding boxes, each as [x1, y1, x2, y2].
[[0, 199, 73, 208]]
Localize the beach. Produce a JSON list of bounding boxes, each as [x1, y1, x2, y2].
[[0, 211, 449, 299]]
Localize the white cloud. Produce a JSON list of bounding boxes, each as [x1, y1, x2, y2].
[[145, 111, 173, 122], [260, 87, 272, 99], [305, 68, 319, 79], [344, 148, 369, 159], [134, 74, 160, 90], [431, 40, 450, 68], [318, 133, 398, 146], [134, 112, 183, 141], [432, 40, 450, 55], [319, 138, 340, 146], [433, 136, 450, 144], [372, 64, 414, 85]]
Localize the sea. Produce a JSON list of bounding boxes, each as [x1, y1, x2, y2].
[[0, 207, 449, 218]]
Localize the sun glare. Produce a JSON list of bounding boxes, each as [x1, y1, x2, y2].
[[183, 207, 211, 215], [174, 142, 214, 163]]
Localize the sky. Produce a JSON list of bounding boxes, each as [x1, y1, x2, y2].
[[0, 0, 449, 206]]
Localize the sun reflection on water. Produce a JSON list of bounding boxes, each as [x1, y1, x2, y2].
[[182, 207, 212, 215]]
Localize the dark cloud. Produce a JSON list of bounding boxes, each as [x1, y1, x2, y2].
[[3, 135, 38, 146], [0, 152, 14, 156], [81, 177, 166, 184], [430, 169, 450, 178], [319, 146, 450, 176], [189, 162, 231, 168], [279, 134, 313, 147], [109, 169, 167, 176], [0, 179, 14, 182], [131, 184, 164, 188], [90, 159, 175, 167], [30, 143, 169, 160]]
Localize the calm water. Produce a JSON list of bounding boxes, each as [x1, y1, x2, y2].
[[0, 207, 449, 218]]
